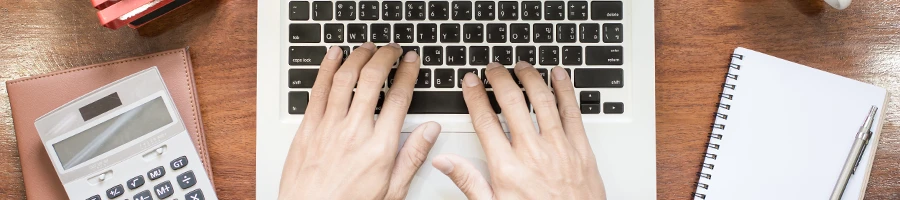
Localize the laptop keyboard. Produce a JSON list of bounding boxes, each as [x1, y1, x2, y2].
[[285, 1, 627, 115]]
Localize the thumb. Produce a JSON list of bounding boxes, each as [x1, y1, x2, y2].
[[432, 154, 494, 200]]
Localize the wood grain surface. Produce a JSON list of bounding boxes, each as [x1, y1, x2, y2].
[[0, 0, 897, 199]]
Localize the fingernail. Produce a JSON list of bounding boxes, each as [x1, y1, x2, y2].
[[388, 43, 401, 49], [464, 73, 480, 87], [403, 51, 419, 63], [514, 61, 531, 70], [326, 46, 341, 60], [360, 42, 376, 50], [553, 67, 568, 81], [421, 122, 441, 143], [486, 62, 502, 69], [433, 156, 454, 174]]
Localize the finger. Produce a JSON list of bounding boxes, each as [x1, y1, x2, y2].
[[461, 73, 514, 158], [432, 154, 494, 200], [296, 46, 343, 135], [550, 67, 592, 155], [323, 42, 376, 120], [513, 62, 567, 144], [374, 50, 420, 138], [483, 62, 541, 148], [348, 43, 403, 121], [386, 122, 441, 199]]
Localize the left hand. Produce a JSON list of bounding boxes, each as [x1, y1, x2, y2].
[[278, 43, 441, 200]]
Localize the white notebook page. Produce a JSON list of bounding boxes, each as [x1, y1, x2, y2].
[[696, 48, 887, 200]]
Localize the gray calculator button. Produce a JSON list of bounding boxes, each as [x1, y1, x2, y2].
[[106, 184, 124, 199], [86, 194, 101, 200], [127, 175, 145, 189], [177, 170, 197, 189], [170, 156, 188, 170], [185, 189, 206, 200], [147, 166, 166, 180], [133, 190, 152, 200], [153, 181, 174, 199]]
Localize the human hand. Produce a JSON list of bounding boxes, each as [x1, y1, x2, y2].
[[432, 62, 606, 199], [278, 43, 442, 200]]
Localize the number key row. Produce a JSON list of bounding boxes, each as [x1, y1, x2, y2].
[[289, 1, 623, 21]]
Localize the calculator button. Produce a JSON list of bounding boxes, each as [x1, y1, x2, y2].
[[127, 175, 145, 190], [106, 184, 124, 199], [86, 194, 101, 200], [153, 181, 174, 199], [185, 189, 206, 200], [133, 190, 152, 200], [170, 156, 189, 170], [147, 166, 166, 180], [177, 170, 198, 189]]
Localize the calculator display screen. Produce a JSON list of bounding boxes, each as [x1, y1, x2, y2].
[[53, 97, 173, 169]]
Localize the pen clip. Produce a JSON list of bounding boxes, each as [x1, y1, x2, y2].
[[850, 131, 873, 175]]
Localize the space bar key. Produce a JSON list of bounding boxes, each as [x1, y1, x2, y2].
[[407, 91, 468, 114]]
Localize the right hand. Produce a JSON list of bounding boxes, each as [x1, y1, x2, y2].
[[431, 62, 607, 199]]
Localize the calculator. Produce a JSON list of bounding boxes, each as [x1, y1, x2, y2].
[[35, 67, 218, 200]]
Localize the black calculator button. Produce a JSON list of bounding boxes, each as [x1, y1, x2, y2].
[[153, 181, 175, 199], [86, 194, 101, 200], [185, 189, 206, 200], [133, 190, 152, 200], [170, 156, 189, 170], [147, 166, 166, 180], [106, 184, 124, 199], [177, 170, 198, 189], [127, 175, 145, 189]]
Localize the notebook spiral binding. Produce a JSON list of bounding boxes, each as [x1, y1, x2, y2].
[[693, 53, 744, 200]]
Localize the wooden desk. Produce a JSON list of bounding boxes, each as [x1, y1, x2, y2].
[[0, 0, 897, 199]]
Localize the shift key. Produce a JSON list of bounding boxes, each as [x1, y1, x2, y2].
[[585, 46, 623, 65], [289, 46, 327, 65], [574, 68, 623, 88]]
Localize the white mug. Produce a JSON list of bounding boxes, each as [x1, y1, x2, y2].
[[824, 0, 852, 10]]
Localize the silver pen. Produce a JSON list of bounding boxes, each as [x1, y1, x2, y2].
[[830, 106, 877, 200]]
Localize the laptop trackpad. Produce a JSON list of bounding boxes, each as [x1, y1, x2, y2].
[[400, 132, 489, 199]]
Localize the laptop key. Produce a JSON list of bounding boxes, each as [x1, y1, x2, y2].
[[446, 46, 467, 65], [429, 1, 450, 20], [603, 23, 624, 43], [561, 46, 582, 65], [406, 1, 426, 20], [498, 1, 518, 20], [418, 24, 438, 43], [486, 24, 507, 43], [289, 46, 326, 66], [556, 23, 577, 43], [359, 1, 379, 20], [423, 46, 443, 65], [581, 104, 601, 114], [510, 23, 530, 43], [289, 24, 320, 43], [604, 102, 624, 114], [515, 46, 536, 65], [574, 68, 624, 88], [580, 91, 601, 103], [580, 23, 601, 43], [324, 24, 344, 43], [585, 46, 623, 65], [288, 69, 317, 88], [289, 1, 310, 21], [474, 1, 495, 20], [544, 1, 565, 20], [538, 46, 559, 65], [537, 68, 549, 85], [339, 46, 350, 61], [383, 1, 403, 20], [463, 23, 484, 43], [492, 46, 513, 65], [408, 92, 468, 114], [394, 23, 415, 43], [312, 1, 333, 20], [592, 1, 623, 20], [469, 46, 490, 65], [347, 23, 367, 43], [371, 24, 391, 43], [440, 24, 461, 43], [567, 1, 588, 20], [335, 1, 356, 20], [400, 46, 420, 62], [434, 69, 454, 88], [521, 1, 541, 20], [533, 23, 553, 43], [416, 69, 432, 88], [452, 1, 473, 20], [457, 68, 478, 88], [288, 92, 309, 114]]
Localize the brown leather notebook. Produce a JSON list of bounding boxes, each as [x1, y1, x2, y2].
[[5, 48, 213, 199]]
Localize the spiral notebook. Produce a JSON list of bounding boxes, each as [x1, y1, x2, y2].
[[692, 48, 888, 200]]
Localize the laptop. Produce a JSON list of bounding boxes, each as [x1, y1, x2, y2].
[[257, 1, 656, 199]]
